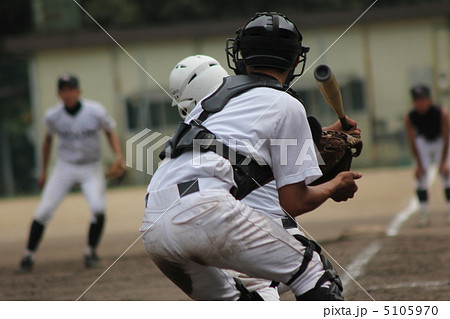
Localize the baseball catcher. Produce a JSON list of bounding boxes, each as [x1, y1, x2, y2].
[[141, 12, 362, 301]]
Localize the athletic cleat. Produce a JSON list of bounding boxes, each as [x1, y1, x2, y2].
[[85, 252, 101, 268], [16, 256, 34, 274]]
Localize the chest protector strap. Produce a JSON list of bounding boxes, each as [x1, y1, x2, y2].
[[159, 74, 298, 199]]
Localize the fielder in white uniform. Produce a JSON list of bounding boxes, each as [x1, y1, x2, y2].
[[16, 74, 124, 273], [167, 55, 360, 300], [141, 13, 361, 301], [405, 85, 450, 227]]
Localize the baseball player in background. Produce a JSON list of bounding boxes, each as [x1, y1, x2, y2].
[[16, 74, 124, 273], [405, 85, 450, 227], [168, 55, 361, 300], [141, 12, 361, 301]]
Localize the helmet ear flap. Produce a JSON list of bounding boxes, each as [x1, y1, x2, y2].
[[235, 59, 247, 75]]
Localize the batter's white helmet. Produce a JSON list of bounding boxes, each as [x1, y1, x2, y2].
[[169, 55, 229, 119]]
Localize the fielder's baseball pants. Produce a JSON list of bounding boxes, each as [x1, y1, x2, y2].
[[34, 159, 106, 225], [415, 136, 450, 190]]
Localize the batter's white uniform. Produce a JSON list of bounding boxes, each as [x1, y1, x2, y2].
[[34, 99, 116, 225], [141, 87, 326, 300]]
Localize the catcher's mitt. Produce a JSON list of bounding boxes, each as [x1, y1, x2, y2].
[[311, 130, 363, 185], [106, 159, 127, 183]]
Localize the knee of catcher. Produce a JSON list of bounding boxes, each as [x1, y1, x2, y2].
[[234, 278, 264, 301], [296, 280, 344, 301], [289, 235, 344, 301]]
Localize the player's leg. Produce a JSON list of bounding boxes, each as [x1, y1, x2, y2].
[[211, 194, 342, 300], [441, 176, 450, 224], [17, 161, 75, 273], [143, 188, 341, 300], [80, 162, 106, 267], [437, 139, 450, 224], [415, 137, 432, 227], [444, 185, 450, 224], [273, 225, 342, 299], [225, 269, 279, 300]]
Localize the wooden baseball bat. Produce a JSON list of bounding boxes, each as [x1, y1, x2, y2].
[[314, 64, 351, 131]]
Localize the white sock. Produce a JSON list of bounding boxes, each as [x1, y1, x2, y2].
[[419, 203, 429, 217], [85, 246, 94, 256], [25, 250, 34, 260]]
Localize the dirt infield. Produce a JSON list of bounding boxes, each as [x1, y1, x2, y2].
[[1, 167, 449, 301]]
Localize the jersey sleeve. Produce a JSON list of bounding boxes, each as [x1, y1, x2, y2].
[[269, 95, 322, 188], [97, 103, 116, 131]]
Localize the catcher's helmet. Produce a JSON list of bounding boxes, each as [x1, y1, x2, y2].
[[169, 55, 229, 119], [226, 12, 309, 80]]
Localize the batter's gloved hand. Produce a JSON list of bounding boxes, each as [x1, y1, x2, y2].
[[310, 130, 363, 186], [106, 159, 127, 184]]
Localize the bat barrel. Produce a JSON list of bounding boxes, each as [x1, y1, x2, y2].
[[314, 64, 332, 82]]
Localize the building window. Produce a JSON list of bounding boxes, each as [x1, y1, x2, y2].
[[125, 92, 179, 132]]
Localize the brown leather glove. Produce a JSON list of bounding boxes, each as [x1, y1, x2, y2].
[[311, 130, 363, 185]]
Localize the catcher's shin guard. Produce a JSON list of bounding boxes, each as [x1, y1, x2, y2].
[[235, 278, 264, 301], [289, 235, 344, 301], [296, 254, 344, 301]]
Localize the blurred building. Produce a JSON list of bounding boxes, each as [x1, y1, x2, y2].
[[6, 2, 450, 184]]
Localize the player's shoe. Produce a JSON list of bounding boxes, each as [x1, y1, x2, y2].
[[16, 256, 34, 274], [85, 252, 101, 268]]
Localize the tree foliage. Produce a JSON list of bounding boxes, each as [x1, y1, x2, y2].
[[77, 0, 446, 30]]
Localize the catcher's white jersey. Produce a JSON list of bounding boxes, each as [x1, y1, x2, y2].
[[142, 86, 326, 300], [242, 182, 285, 219], [45, 99, 115, 164], [147, 87, 322, 193]]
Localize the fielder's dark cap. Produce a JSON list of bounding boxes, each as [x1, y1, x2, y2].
[[411, 85, 430, 99], [57, 74, 79, 90]]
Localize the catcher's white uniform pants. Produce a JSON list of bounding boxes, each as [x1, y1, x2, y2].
[[415, 136, 450, 190], [34, 160, 106, 225], [141, 180, 326, 300], [225, 223, 307, 300]]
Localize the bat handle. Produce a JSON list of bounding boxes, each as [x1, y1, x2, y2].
[[340, 116, 351, 131]]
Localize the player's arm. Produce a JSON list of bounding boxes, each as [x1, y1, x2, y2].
[[39, 133, 53, 189], [105, 130, 124, 162], [278, 171, 362, 217], [404, 114, 423, 178], [439, 108, 449, 176]]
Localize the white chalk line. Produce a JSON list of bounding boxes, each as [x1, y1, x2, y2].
[[340, 240, 382, 288], [366, 280, 450, 291], [342, 166, 437, 291]]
